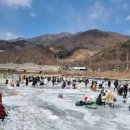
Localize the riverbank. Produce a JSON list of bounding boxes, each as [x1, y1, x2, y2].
[[0, 70, 130, 81]]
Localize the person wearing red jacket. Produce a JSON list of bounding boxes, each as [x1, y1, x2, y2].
[[0, 102, 7, 121]]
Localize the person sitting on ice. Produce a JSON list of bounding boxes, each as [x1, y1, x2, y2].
[[96, 94, 103, 105], [5, 79, 8, 85], [0, 102, 8, 121], [72, 82, 76, 89], [101, 92, 106, 105], [118, 86, 124, 96], [67, 81, 71, 86], [84, 96, 89, 102], [105, 90, 115, 108], [84, 95, 95, 104], [10, 79, 14, 87], [58, 93, 63, 98], [100, 87, 105, 95], [0, 93, 8, 121], [99, 83, 103, 89]]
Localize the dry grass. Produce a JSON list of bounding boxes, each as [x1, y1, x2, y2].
[[84, 71, 130, 80], [60, 71, 130, 80], [18, 70, 130, 80], [64, 49, 96, 62]]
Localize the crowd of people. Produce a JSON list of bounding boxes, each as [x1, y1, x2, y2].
[[7, 75, 90, 89], [86, 79, 130, 108], [1, 75, 130, 121], [6, 75, 130, 99]]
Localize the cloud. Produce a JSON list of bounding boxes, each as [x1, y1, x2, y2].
[[125, 30, 130, 34], [63, 7, 87, 32], [122, 3, 129, 10], [111, 0, 129, 11], [87, 2, 110, 22], [1, 0, 32, 8], [4, 32, 18, 40], [62, 1, 111, 33], [0, 32, 18, 40], [126, 15, 130, 21], [29, 12, 37, 17]]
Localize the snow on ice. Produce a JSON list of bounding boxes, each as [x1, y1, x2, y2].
[[0, 80, 129, 130]]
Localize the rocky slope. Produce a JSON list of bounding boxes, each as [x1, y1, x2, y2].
[[0, 29, 129, 66]]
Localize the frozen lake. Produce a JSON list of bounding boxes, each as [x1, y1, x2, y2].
[[0, 84, 130, 130]]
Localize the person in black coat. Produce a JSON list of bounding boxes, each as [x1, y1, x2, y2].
[[67, 81, 71, 86], [52, 77, 56, 86], [118, 87, 124, 96], [123, 84, 128, 99], [108, 80, 111, 88], [114, 80, 118, 91], [32, 78, 37, 88], [61, 80, 66, 89], [85, 79, 89, 87], [96, 94, 102, 105], [25, 77, 29, 86], [5, 79, 8, 85]]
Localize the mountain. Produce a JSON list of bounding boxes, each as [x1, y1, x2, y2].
[[88, 40, 130, 70], [50, 29, 129, 51], [0, 29, 129, 67], [28, 32, 71, 45], [0, 40, 56, 65]]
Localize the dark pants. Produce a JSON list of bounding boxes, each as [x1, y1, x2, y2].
[[123, 93, 127, 99]]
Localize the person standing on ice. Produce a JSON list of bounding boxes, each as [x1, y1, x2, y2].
[[25, 76, 29, 86], [85, 79, 89, 87], [44, 78, 48, 85], [61, 80, 66, 89], [114, 80, 118, 91], [108, 80, 111, 88], [52, 77, 56, 86], [123, 83, 128, 99]]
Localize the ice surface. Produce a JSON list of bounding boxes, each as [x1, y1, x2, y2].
[[0, 82, 129, 130]]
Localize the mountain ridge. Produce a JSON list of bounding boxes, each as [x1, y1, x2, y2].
[[0, 29, 129, 68]]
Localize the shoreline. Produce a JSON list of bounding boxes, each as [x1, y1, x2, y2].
[[0, 70, 130, 80]]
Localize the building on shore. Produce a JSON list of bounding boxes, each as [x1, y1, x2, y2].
[[69, 66, 87, 71]]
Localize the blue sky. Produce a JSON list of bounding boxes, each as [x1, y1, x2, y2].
[[0, 0, 130, 39]]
